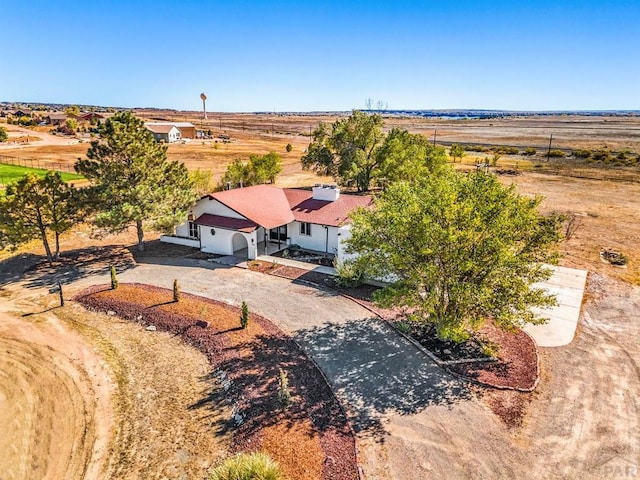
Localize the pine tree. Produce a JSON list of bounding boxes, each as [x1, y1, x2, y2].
[[110, 266, 118, 289], [173, 278, 180, 301], [75, 112, 197, 251], [240, 301, 249, 329], [0, 172, 84, 264]]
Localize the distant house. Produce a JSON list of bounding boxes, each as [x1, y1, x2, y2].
[[78, 112, 105, 123], [46, 113, 68, 126], [145, 123, 182, 143], [161, 184, 372, 261], [12, 110, 32, 118], [174, 122, 196, 139]]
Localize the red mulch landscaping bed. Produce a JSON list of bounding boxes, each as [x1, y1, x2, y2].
[[252, 264, 539, 391], [446, 322, 539, 391], [75, 283, 358, 480]]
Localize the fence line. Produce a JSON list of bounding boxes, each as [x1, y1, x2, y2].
[[0, 154, 76, 186]]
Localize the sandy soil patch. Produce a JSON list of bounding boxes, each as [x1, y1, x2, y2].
[[0, 280, 230, 480], [0, 310, 112, 480]]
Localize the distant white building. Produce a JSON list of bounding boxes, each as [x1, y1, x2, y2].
[[145, 123, 182, 143]]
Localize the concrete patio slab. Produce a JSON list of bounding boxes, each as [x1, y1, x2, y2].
[[524, 265, 588, 347]]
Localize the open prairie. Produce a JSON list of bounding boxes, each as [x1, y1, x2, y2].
[[2, 112, 639, 280]]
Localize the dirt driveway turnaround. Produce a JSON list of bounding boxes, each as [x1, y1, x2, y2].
[[6, 258, 640, 479], [0, 309, 112, 480]]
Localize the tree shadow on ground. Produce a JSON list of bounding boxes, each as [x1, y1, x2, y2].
[[129, 240, 223, 268], [0, 245, 136, 289], [187, 332, 352, 443], [293, 318, 474, 437]]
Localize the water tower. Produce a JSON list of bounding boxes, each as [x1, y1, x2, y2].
[[200, 92, 207, 120]]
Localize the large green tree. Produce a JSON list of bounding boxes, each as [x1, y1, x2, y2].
[[375, 128, 448, 184], [75, 111, 196, 251], [301, 110, 385, 191], [0, 126, 8, 142], [248, 151, 282, 184], [347, 168, 563, 342], [0, 172, 84, 264], [219, 151, 282, 189]]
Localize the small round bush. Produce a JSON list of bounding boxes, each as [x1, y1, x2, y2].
[[209, 452, 285, 480]]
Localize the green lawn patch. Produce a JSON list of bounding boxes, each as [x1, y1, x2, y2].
[[0, 163, 84, 184]]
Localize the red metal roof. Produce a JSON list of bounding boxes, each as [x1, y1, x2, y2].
[[208, 185, 295, 230], [284, 189, 373, 227], [195, 213, 258, 233]]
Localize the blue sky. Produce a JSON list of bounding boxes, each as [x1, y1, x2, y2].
[[1, 0, 638, 111]]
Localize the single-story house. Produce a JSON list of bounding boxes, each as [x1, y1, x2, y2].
[[46, 113, 68, 126], [11, 110, 32, 118], [78, 112, 105, 123], [161, 184, 373, 261], [174, 122, 196, 139], [145, 123, 182, 143]]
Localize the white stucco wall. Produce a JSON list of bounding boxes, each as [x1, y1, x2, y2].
[[200, 227, 258, 259], [336, 224, 356, 262], [287, 221, 341, 255], [159, 235, 200, 248], [174, 197, 246, 239]]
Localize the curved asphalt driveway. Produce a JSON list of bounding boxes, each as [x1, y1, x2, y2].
[[67, 259, 521, 479]]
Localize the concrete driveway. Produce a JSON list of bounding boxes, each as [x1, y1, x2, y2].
[[524, 265, 588, 347]]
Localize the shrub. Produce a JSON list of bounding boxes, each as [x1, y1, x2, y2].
[[481, 340, 499, 358], [208, 452, 285, 480], [394, 321, 412, 335], [334, 260, 364, 288], [548, 150, 566, 158], [493, 146, 519, 155], [285, 143, 293, 153], [277, 368, 292, 409], [592, 149, 612, 163], [173, 278, 180, 302], [572, 149, 592, 159], [522, 147, 537, 156], [240, 301, 249, 329], [462, 144, 490, 153], [110, 266, 118, 290], [0, 126, 7, 142]]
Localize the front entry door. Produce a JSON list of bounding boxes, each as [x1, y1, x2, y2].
[[269, 225, 287, 242]]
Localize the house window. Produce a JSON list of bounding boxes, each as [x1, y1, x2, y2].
[[300, 222, 312, 236], [188, 221, 199, 238]]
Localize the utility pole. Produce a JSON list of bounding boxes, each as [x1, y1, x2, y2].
[[546, 134, 553, 162], [433, 130, 437, 146]]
